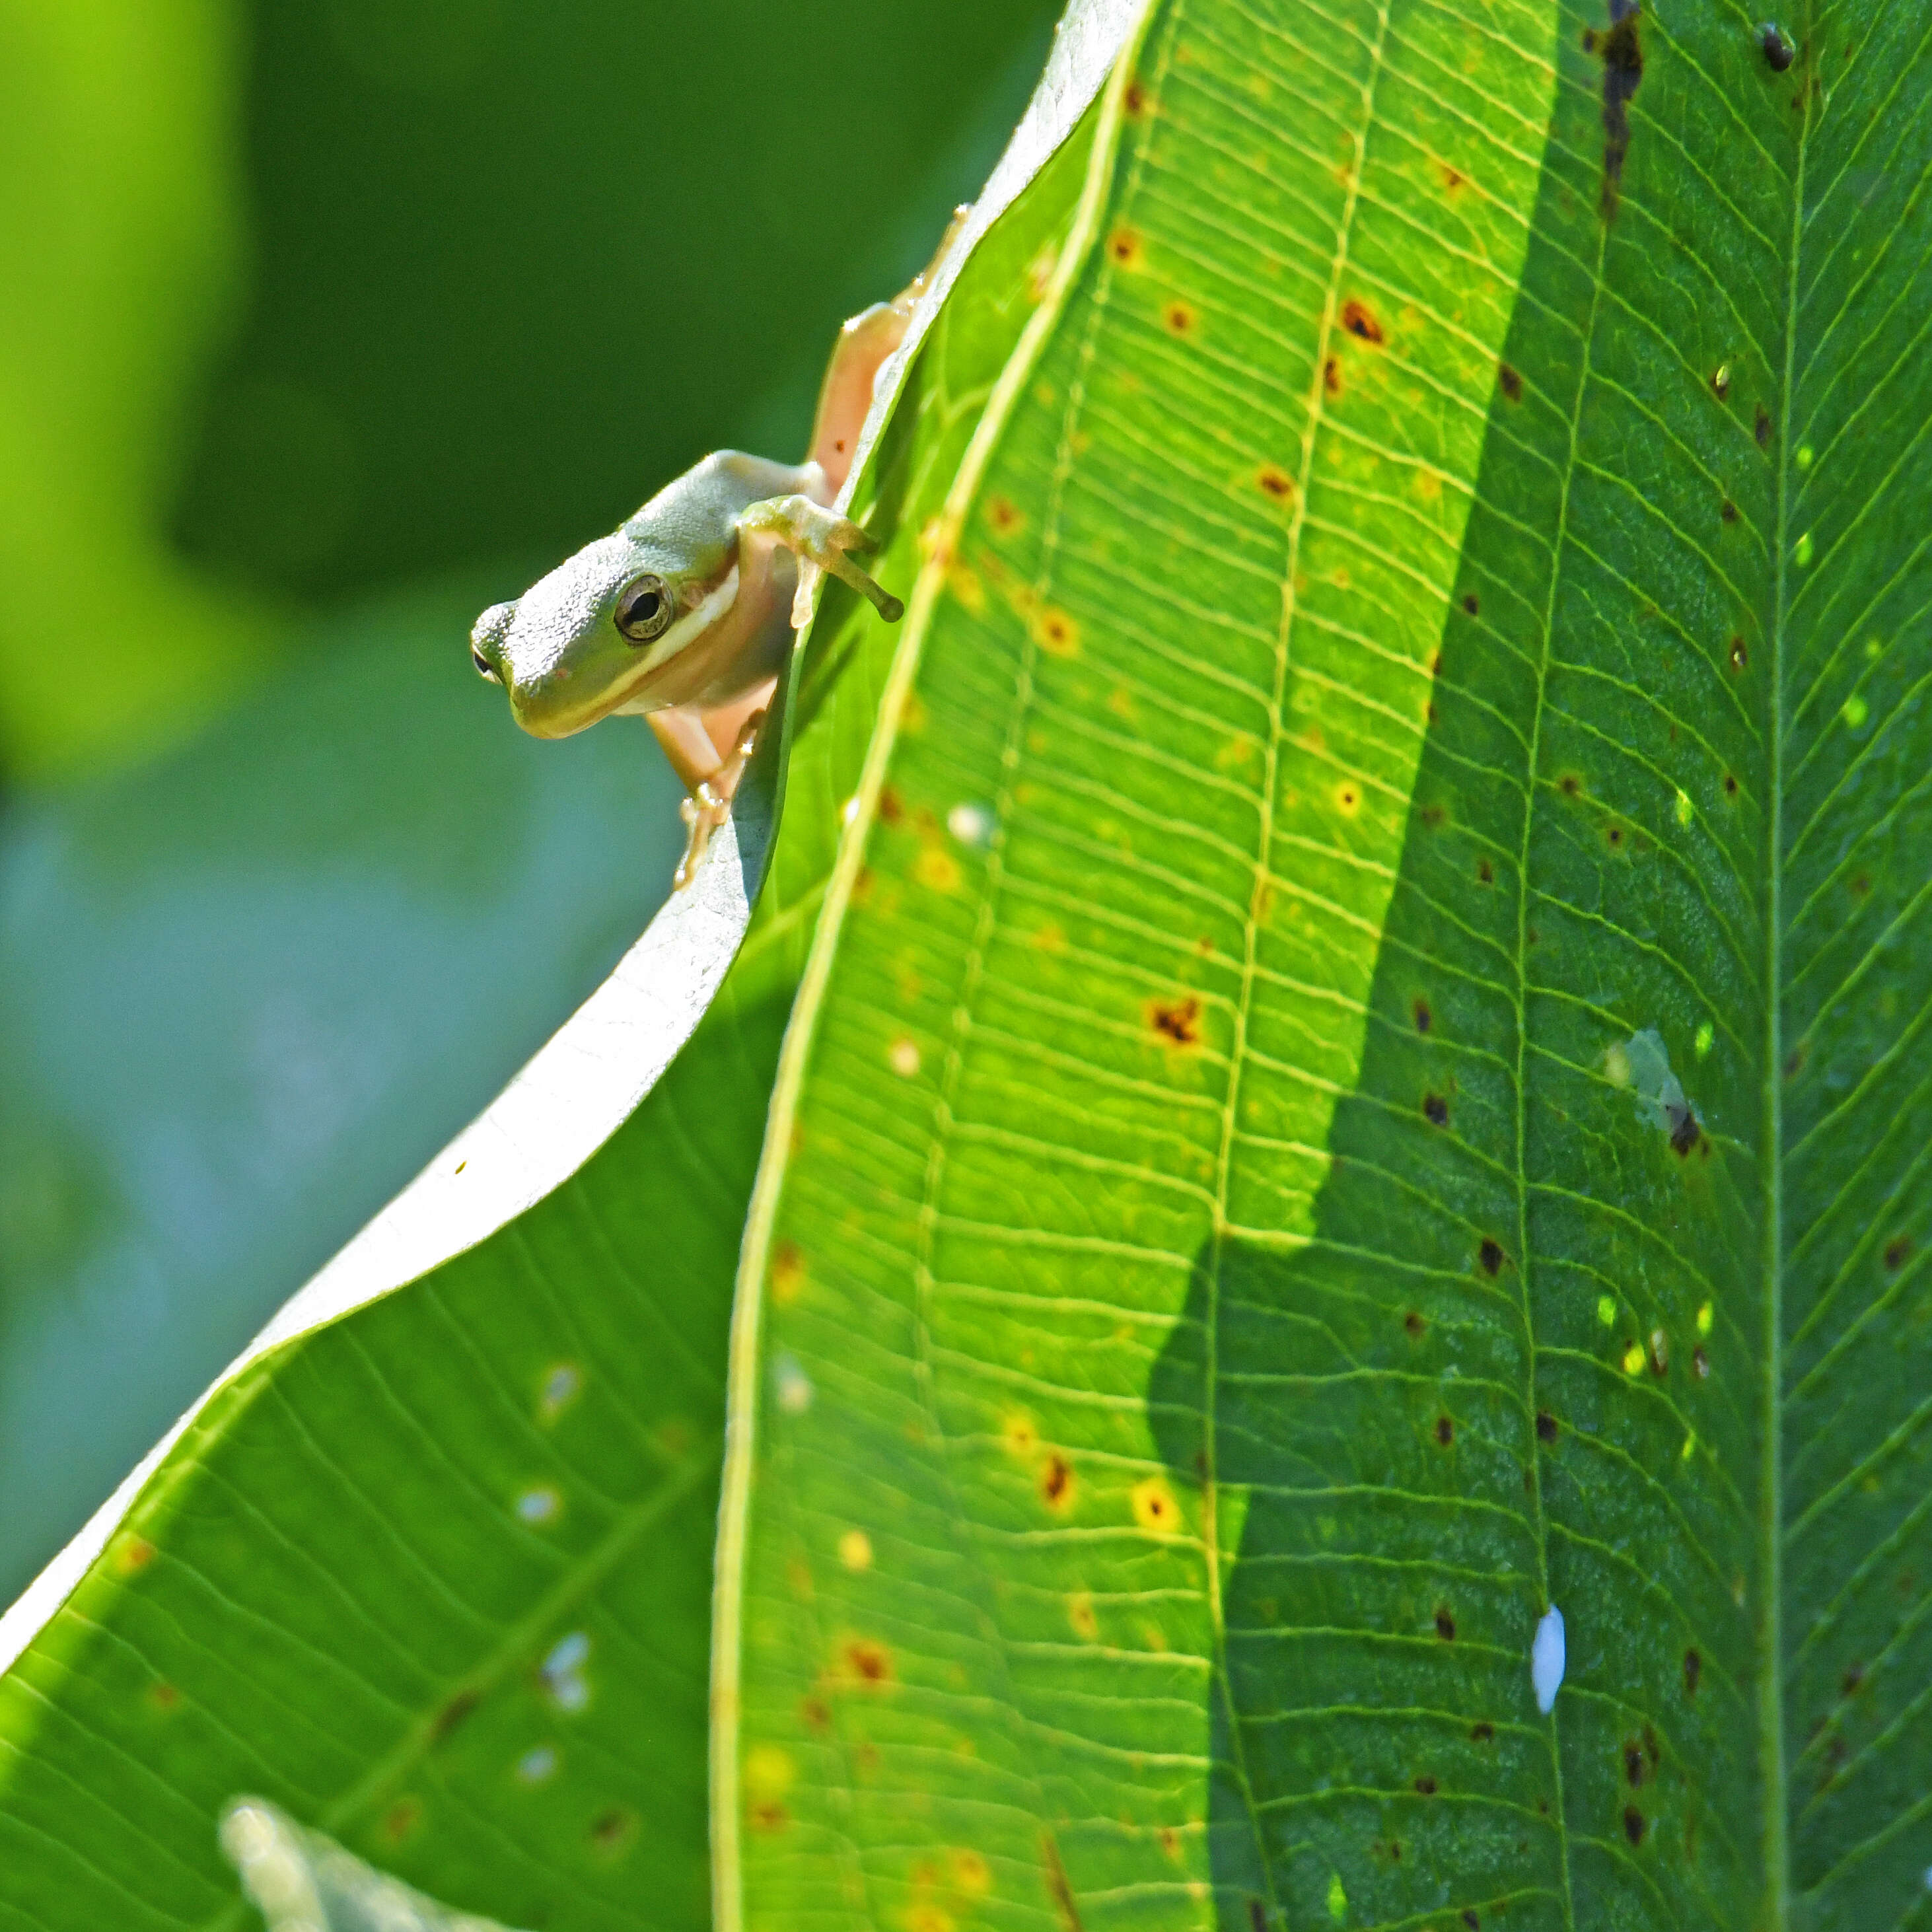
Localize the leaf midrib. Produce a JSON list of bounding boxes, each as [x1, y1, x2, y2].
[[1760, 8, 1812, 1925]]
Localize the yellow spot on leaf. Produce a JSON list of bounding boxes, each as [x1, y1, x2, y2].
[[772, 1242, 805, 1305], [1131, 1477, 1180, 1535], [917, 847, 962, 894], [1622, 1342, 1645, 1376], [1068, 1592, 1098, 1640], [1035, 608, 1079, 657], [744, 1744, 795, 1798], [839, 1530, 873, 1572]]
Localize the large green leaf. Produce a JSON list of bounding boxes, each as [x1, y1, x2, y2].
[[0, 24, 1122, 1927], [720, 3, 1932, 1930]]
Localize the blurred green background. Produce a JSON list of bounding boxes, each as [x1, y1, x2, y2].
[[0, 0, 1060, 1604]]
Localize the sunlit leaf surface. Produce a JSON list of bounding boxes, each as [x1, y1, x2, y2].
[[721, 3, 1932, 1929], [5, 1, 1931, 1928]]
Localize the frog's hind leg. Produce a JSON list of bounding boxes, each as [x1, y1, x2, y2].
[[807, 203, 972, 492], [647, 703, 768, 890]]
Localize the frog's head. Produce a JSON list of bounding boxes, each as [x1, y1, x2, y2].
[[470, 528, 738, 738]]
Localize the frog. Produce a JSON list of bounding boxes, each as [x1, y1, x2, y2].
[[470, 207, 968, 888]]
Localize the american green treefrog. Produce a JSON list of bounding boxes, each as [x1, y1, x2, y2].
[[470, 209, 966, 888]]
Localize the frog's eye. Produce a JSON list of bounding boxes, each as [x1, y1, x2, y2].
[[616, 574, 674, 644], [471, 646, 499, 683]]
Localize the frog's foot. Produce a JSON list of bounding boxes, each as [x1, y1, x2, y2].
[[674, 785, 729, 891], [670, 709, 766, 892], [738, 493, 904, 629]]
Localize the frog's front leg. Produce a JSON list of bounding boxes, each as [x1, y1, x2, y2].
[[738, 493, 904, 629], [647, 703, 768, 890]]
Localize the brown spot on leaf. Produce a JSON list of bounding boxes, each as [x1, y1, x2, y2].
[[1462, 592, 1480, 616], [1341, 299, 1384, 344], [1684, 1647, 1702, 1696], [878, 785, 904, 826], [801, 1696, 830, 1731], [1435, 1608, 1456, 1640], [1149, 995, 1202, 1047], [1124, 79, 1148, 118], [1536, 1410, 1558, 1442], [1498, 363, 1523, 401], [591, 1807, 639, 1855], [1164, 301, 1198, 336], [1248, 1901, 1268, 1932], [1480, 1238, 1505, 1275], [1413, 996, 1433, 1033], [1724, 773, 1739, 797], [1559, 773, 1581, 798], [1721, 499, 1738, 524], [1624, 1741, 1646, 1786], [1884, 1233, 1914, 1270], [1470, 1721, 1494, 1742], [1423, 1093, 1449, 1127], [1041, 1834, 1086, 1932], [1435, 1415, 1454, 1446], [1256, 463, 1294, 500], [1404, 1310, 1426, 1338], [1623, 1805, 1646, 1845], [1041, 1453, 1075, 1510], [845, 1639, 892, 1685], [1756, 404, 1773, 447], [1415, 1774, 1438, 1795], [1463, 1914, 1481, 1931], [987, 495, 1021, 535], [1108, 229, 1143, 269], [1323, 355, 1342, 396], [1441, 162, 1465, 191], [1596, 4, 1643, 219], [1478, 857, 1495, 884], [748, 1801, 788, 1833], [431, 1689, 480, 1746], [382, 1799, 422, 1844]]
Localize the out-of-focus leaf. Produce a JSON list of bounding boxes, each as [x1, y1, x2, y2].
[[717, 3, 1932, 1929], [0, 0, 266, 777]]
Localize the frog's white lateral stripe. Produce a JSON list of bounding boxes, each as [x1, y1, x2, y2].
[[616, 565, 742, 700]]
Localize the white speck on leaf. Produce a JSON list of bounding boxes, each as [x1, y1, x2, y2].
[[947, 801, 995, 847], [540, 1631, 590, 1712], [517, 1746, 558, 1785], [516, 1485, 561, 1525], [1532, 1604, 1565, 1713], [774, 1353, 813, 1415]]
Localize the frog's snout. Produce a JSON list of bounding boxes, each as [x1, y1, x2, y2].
[[470, 602, 515, 685]]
